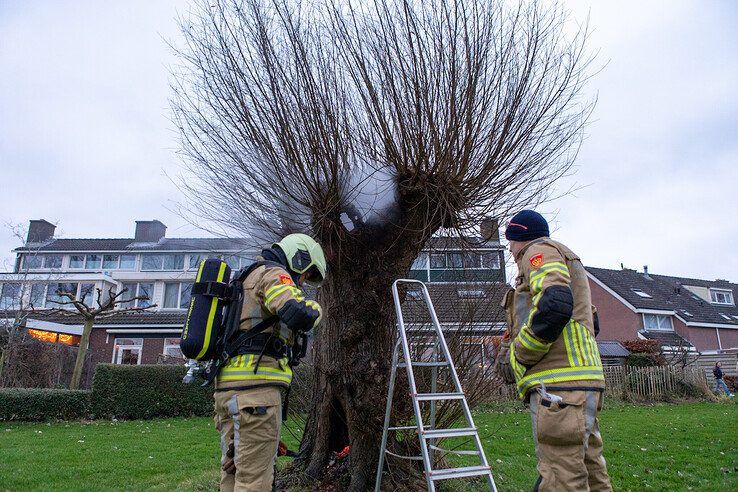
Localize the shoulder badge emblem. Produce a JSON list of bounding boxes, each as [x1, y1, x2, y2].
[[529, 253, 544, 269], [279, 274, 293, 285]]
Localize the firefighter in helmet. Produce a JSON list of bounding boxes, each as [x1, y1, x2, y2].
[[214, 233, 326, 492], [496, 210, 612, 491]]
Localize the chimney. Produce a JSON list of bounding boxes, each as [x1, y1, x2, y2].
[[480, 218, 499, 242], [134, 220, 167, 243], [643, 265, 651, 280], [26, 219, 56, 244]]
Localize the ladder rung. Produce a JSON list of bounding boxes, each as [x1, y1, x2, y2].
[[422, 427, 477, 439], [399, 361, 449, 368], [429, 444, 482, 456], [428, 465, 492, 481], [384, 449, 424, 461], [388, 426, 416, 431], [414, 392, 464, 401]]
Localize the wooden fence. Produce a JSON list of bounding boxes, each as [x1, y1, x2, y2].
[[486, 365, 711, 401], [603, 365, 710, 399]]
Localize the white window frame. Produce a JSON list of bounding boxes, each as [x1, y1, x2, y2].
[[631, 288, 652, 299], [112, 338, 143, 365], [162, 282, 193, 310], [643, 313, 673, 331], [710, 289, 734, 306], [68, 254, 85, 269], [163, 337, 183, 359]]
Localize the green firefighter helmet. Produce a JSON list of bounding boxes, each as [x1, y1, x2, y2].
[[274, 233, 327, 285]]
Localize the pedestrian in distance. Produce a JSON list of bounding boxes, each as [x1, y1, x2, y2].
[[496, 210, 613, 492], [712, 362, 734, 397]]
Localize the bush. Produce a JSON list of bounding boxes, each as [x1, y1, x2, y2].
[[0, 388, 90, 421], [626, 352, 665, 367], [90, 364, 213, 419], [621, 339, 661, 355], [724, 375, 738, 392]]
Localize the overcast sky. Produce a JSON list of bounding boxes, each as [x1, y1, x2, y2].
[[1, 1, 736, 281]]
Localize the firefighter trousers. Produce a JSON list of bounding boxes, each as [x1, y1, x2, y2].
[[214, 387, 282, 492], [529, 389, 612, 492]]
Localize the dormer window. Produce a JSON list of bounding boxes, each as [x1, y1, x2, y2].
[[710, 289, 734, 305], [631, 288, 652, 298], [643, 313, 673, 331], [457, 289, 485, 299]]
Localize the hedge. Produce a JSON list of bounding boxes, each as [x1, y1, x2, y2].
[[0, 388, 90, 421], [90, 364, 214, 419]]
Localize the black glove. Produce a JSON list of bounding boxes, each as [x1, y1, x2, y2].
[[223, 441, 236, 475], [278, 299, 320, 333], [494, 339, 516, 384]]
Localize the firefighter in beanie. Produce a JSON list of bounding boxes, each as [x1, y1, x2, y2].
[[214, 233, 326, 492], [497, 210, 612, 491]]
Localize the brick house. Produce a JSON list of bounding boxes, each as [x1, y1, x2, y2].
[[0, 219, 259, 368], [587, 266, 738, 353]]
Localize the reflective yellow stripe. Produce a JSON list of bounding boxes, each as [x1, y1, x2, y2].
[[516, 365, 604, 397], [509, 345, 526, 380], [564, 320, 581, 367], [264, 284, 291, 304], [529, 262, 570, 290], [195, 261, 227, 360], [517, 327, 552, 353]]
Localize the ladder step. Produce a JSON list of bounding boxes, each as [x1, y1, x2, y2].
[[429, 444, 482, 456], [415, 392, 465, 401], [422, 427, 478, 439], [398, 361, 450, 368], [387, 426, 416, 431], [428, 465, 492, 481]]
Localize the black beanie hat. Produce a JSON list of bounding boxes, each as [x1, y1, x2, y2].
[[505, 210, 549, 241]]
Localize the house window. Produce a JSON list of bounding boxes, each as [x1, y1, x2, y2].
[[45, 283, 79, 308], [142, 254, 184, 271], [710, 289, 734, 305], [103, 254, 119, 269], [22, 255, 43, 269], [30, 284, 46, 308], [112, 338, 143, 365], [80, 284, 96, 307], [643, 314, 673, 331], [120, 283, 154, 308], [412, 252, 429, 270], [462, 252, 481, 269], [119, 255, 136, 270], [680, 310, 693, 317], [0, 283, 22, 310], [430, 254, 446, 269], [457, 289, 486, 299], [631, 288, 652, 299], [84, 254, 102, 270], [163, 282, 193, 309], [69, 255, 85, 269], [719, 313, 731, 321], [163, 338, 183, 359], [447, 252, 463, 269], [44, 255, 63, 268], [406, 290, 423, 300], [482, 252, 501, 269]]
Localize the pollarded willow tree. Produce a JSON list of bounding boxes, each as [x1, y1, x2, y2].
[[171, 0, 595, 489]]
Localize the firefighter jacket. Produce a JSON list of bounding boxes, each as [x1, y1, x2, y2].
[[215, 258, 321, 391], [503, 238, 604, 399]]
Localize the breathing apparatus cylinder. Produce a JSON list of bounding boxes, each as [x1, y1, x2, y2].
[[180, 258, 232, 361]]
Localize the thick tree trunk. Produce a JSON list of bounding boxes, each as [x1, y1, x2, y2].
[[69, 317, 94, 390], [294, 213, 435, 490]]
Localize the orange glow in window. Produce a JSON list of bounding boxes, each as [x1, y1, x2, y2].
[[28, 329, 58, 343]]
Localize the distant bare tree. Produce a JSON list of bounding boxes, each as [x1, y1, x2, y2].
[[171, 0, 595, 488], [45, 286, 156, 390]]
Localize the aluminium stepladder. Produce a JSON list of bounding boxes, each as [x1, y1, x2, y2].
[[374, 279, 497, 492]]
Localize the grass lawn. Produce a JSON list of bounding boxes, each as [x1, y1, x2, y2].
[[1, 401, 735, 491]]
